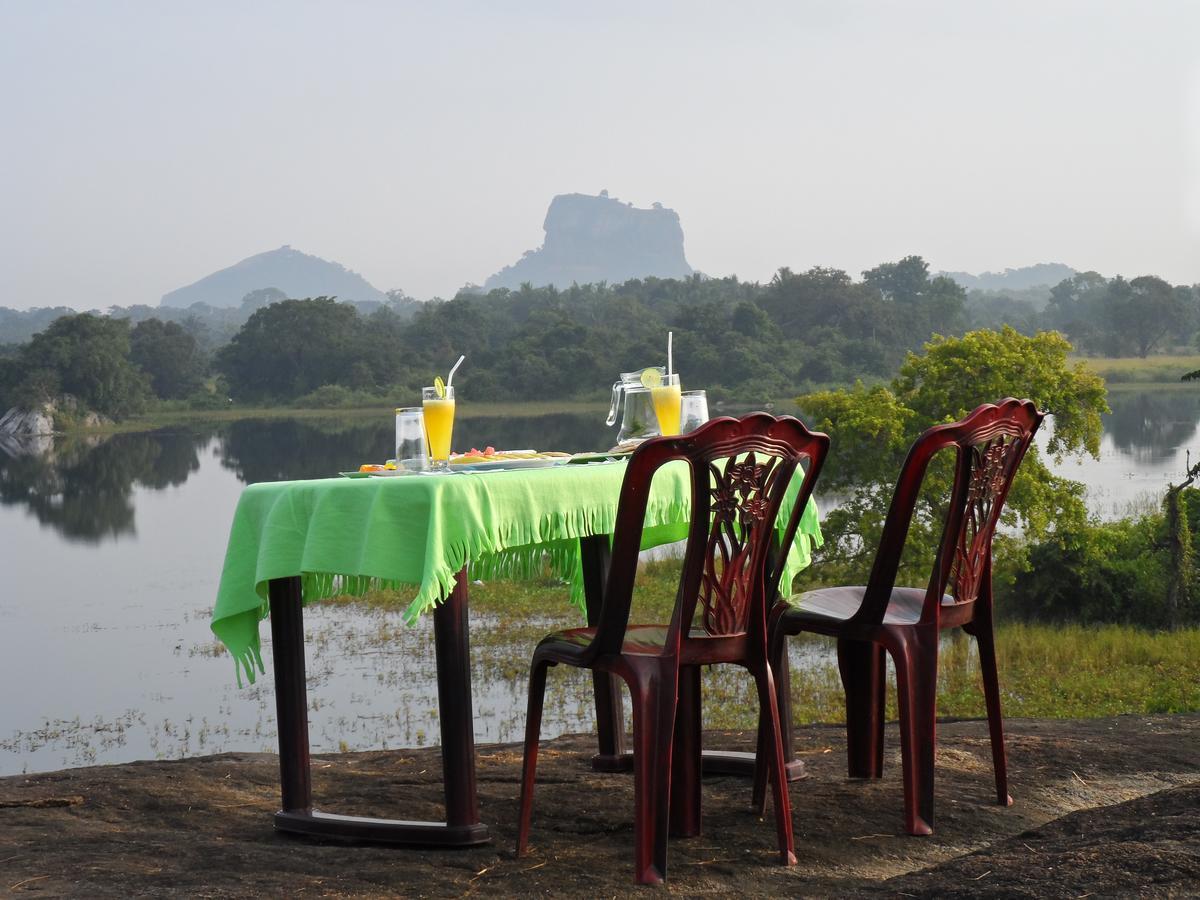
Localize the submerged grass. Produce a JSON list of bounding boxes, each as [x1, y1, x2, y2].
[[321, 563, 1200, 732]]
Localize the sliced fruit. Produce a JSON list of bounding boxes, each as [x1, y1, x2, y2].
[[433, 375, 446, 399], [639, 368, 662, 389]]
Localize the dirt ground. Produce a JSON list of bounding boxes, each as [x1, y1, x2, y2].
[[2, 714, 1198, 897]]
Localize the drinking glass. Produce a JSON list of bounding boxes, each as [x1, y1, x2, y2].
[[421, 385, 456, 472], [395, 407, 429, 472], [649, 373, 682, 436], [680, 390, 709, 433]]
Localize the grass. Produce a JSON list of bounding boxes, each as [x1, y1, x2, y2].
[[1071, 353, 1200, 385], [320, 561, 1200, 732]]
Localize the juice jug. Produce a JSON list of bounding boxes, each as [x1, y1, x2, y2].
[[607, 367, 666, 447]]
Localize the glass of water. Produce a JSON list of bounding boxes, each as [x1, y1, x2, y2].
[[395, 407, 429, 472], [680, 390, 709, 433]]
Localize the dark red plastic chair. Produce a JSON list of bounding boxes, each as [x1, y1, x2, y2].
[[765, 398, 1044, 836], [515, 413, 829, 884]]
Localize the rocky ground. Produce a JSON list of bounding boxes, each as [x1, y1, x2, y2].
[[2, 714, 1197, 897]]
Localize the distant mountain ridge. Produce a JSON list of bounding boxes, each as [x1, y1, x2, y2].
[[939, 263, 1077, 292], [483, 192, 693, 291], [159, 245, 386, 308]]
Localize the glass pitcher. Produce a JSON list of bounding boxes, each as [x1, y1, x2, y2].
[[607, 367, 666, 447]]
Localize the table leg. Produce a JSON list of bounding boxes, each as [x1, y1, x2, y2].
[[269, 575, 312, 814], [433, 570, 480, 828], [269, 573, 490, 846], [581, 535, 629, 771], [700, 646, 807, 782]]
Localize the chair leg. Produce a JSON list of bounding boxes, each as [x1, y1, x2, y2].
[[751, 705, 768, 816], [669, 665, 702, 838], [974, 621, 1012, 806], [752, 660, 797, 866], [626, 661, 678, 885], [753, 622, 789, 812], [838, 638, 886, 779], [516, 659, 551, 856], [890, 628, 938, 836]]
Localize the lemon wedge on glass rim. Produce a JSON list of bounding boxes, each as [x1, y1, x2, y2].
[[433, 375, 447, 399], [639, 368, 663, 390]]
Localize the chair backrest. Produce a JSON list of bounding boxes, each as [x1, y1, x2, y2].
[[852, 398, 1045, 627], [587, 413, 829, 659]]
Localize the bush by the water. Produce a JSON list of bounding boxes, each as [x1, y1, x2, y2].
[[1007, 488, 1200, 626]]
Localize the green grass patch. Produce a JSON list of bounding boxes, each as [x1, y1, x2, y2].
[[320, 571, 1200, 731], [1071, 354, 1200, 384]]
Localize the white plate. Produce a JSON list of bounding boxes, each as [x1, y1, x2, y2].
[[451, 457, 569, 472]]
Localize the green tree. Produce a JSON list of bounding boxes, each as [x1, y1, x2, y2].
[[797, 327, 1108, 586], [6, 313, 150, 418], [130, 318, 207, 399], [1120, 276, 1192, 357], [215, 298, 373, 401]]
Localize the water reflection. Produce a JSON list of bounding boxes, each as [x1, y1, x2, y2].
[[1104, 391, 1200, 463], [2, 394, 1197, 544], [0, 413, 616, 542], [0, 430, 204, 542], [217, 413, 614, 484], [218, 418, 387, 483]]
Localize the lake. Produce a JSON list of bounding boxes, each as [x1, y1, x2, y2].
[[2, 390, 1198, 776]]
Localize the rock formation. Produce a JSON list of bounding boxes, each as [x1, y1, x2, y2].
[[160, 246, 386, 308], [483, 193, 694, 291]]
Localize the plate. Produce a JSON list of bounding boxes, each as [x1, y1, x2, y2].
[[566, 450, 633, 464], [451, 457, 569, 472]]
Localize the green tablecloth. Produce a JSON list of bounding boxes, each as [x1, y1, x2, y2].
[[211, 460, 822, 685]]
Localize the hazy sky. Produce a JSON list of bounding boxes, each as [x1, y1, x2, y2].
[[2, 1, 1198, 310]]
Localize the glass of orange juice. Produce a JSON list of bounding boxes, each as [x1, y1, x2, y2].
[[422, 384, 456, 471], [649, 373, 682, 436]]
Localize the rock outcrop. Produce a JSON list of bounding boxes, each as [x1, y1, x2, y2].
[[0, 405, 54, 437], [483, 193, 694, 291], [0, 397, 112, 442], [160, 246, 387, 309]]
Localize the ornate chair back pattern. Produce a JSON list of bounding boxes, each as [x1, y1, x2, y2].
[[945, 432, 1026, 604], [699, 452, 788, 636], [591, 414, 828, 659]]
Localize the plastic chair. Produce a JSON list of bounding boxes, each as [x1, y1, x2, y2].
[[515, 413, 829, 884], [765, 398, 1044, 836]]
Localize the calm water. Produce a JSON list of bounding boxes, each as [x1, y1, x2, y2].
[[1, 391, 1197, 776]]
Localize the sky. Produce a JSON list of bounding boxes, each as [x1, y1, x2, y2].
[[1, 0, 1199, 311]]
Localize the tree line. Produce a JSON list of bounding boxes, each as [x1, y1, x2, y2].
[[2, 256, 1197, 419]]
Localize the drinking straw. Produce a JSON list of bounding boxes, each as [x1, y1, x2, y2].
[[447, 354, 466, 387], [667, 332, 673, 377]]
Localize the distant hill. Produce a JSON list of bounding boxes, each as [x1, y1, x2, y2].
[[483, 192, 693, 291], [939, 263, 1077, 292], [160, 245, 387, 308]]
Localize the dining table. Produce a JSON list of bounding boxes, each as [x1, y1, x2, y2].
[[210, 456, 822, 847]]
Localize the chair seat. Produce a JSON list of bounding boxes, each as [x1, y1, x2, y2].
[[784, 586, 960, 628], [541, 623, 672, 654]]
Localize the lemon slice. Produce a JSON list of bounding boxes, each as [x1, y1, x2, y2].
[[639, 368, 662, 389], [433, 376, 446, 399]]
